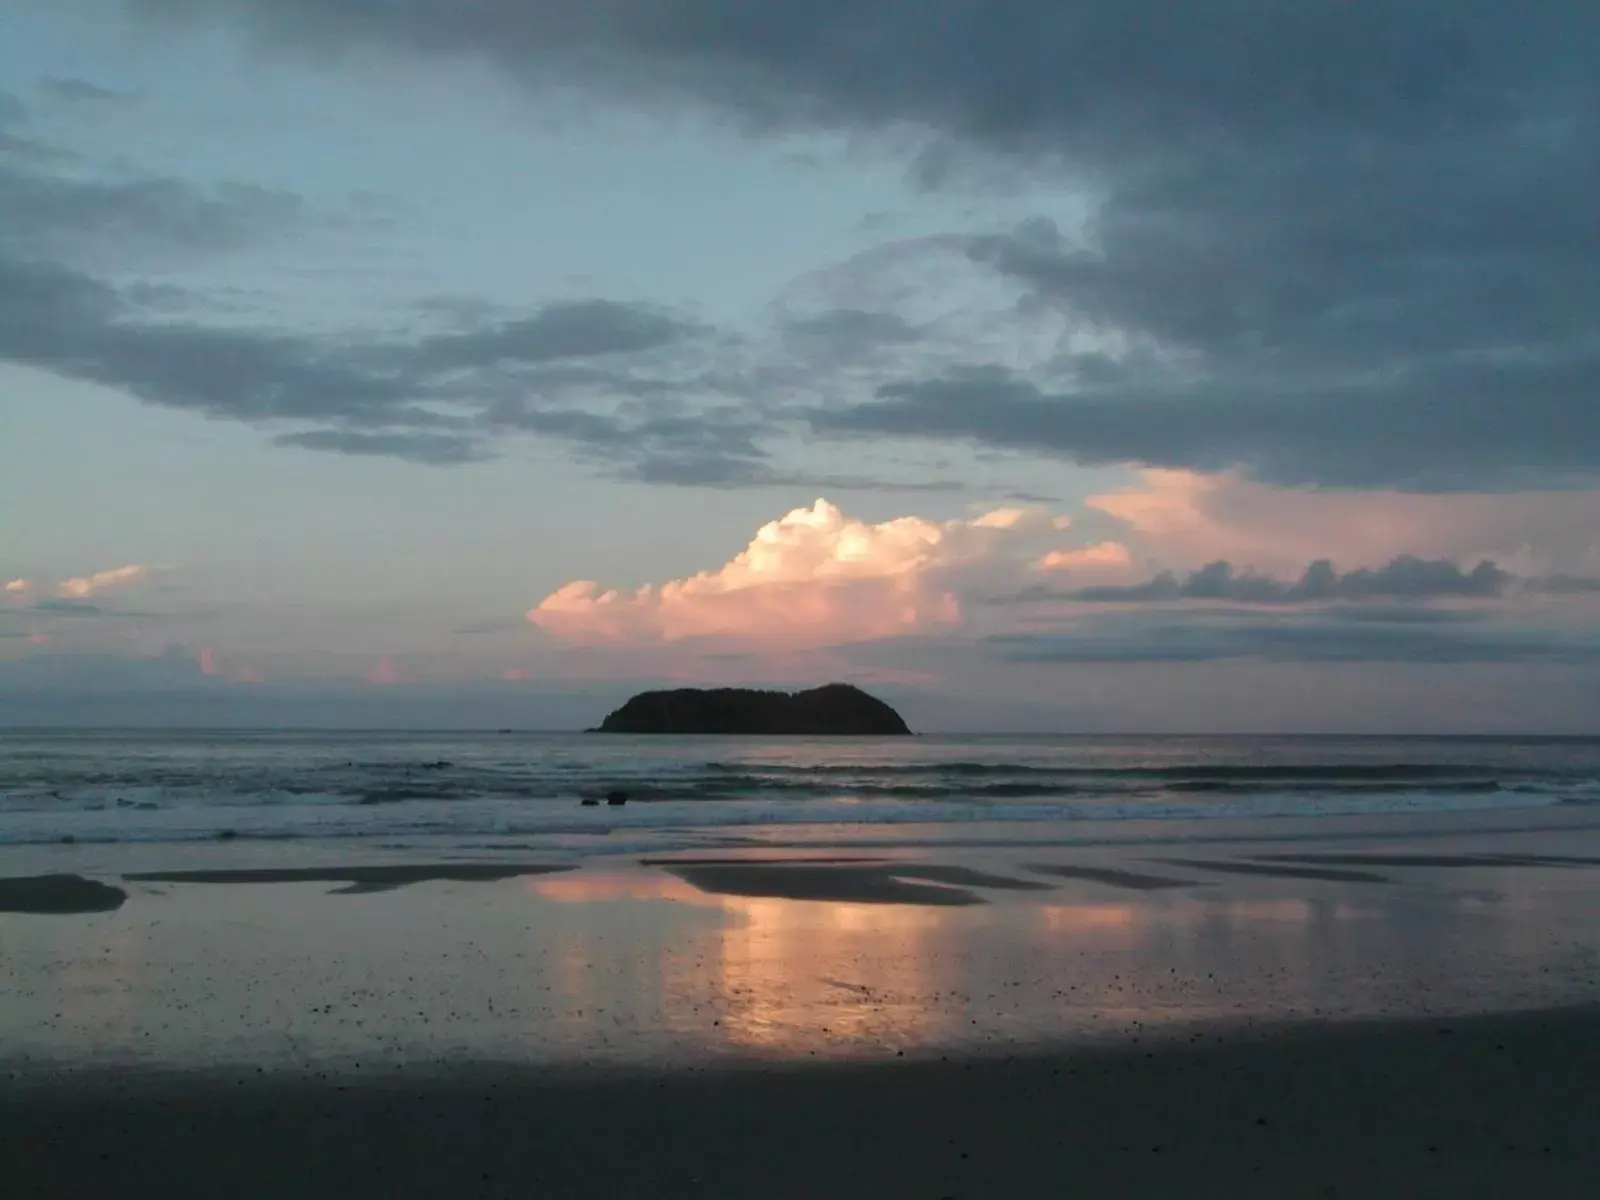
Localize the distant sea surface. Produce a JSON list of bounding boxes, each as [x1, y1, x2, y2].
[[3, 730, 1599, 854]]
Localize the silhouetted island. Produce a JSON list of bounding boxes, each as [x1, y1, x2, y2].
[[592, 683, 912, 736]]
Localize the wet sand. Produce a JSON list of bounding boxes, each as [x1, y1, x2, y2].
[[123, 863, 572, 894], [0, 873, 127, 914], [663, 859, 1053, 905], [4, 1006, 1596, 1198], [3, 809, 1600, 1195]]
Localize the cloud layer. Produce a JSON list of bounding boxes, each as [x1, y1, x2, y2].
[[123, 0, 1600, 490], [1069, 558, 1510, 606], [0, 84, 776, 481], [527, 491, 1600, 665]]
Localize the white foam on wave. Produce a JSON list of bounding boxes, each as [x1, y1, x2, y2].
[[0, 785, 1559, 848]]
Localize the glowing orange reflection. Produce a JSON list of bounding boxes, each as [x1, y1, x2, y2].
[[528, 865, 979, 1055], [527, 871, 712, 905], [673, 892, 966, 1053], [1039, 903, 1138, 932]]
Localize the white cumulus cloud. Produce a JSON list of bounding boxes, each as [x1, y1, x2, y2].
[[528, 498, 1072, 647]]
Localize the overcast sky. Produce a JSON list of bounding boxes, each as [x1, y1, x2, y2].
[[4, 1, 1600, 732]]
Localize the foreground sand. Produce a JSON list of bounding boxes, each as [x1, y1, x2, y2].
[[4, 1006, 1596, 1198]]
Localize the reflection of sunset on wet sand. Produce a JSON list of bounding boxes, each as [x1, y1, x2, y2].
[[528, 871, 711, 906], [506, 840, 1600, 1060], [6, 816, 1600, 1073], [689, 895, 959, 1053], [532, 867, 967, 1053], [1037, 903, 1137, 932]]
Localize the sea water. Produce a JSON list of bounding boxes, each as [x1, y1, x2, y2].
[[3, 729, 1597, 854]]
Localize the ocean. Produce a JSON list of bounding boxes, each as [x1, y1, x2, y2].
[[3, 729, 1598, 854]]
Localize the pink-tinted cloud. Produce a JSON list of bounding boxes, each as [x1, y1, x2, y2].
[[501, 667, 532, 682], [516, 485, 1600, 694], [528, 498, 1061, 648], [364, 656, 400, 686], [57, 564, 149, 599], [1035, 542, 1133, 572], [197, 647, 265, 684], [1083, 470, 1600, 577], [3, 579, 31, 596]]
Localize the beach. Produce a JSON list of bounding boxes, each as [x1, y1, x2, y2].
[[4, 797, 1600, 1196], [5, 1006, 1596, 1198]]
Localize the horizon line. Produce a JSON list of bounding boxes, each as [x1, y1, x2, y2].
[[2, 726, 1598, 741]]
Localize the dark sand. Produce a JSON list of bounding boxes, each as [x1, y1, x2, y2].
[[662, 859, 1052, 904], [0, 873, 127, 914], [4, 1006, 1596, 1198], [666, 861, 989, 905], [1023, 862, 1201, 890], [890, 863, 1055, 892], [1154, 857, 1393, 883], [1258, 852, 1600, 869], [123, 863, 571, 895]]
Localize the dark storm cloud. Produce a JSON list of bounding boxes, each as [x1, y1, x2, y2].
[[778, 309, 922, 357], [36, 78, 132, 105], [272, 429, 487, 465], [0, 88, 27, 125], [1069, 557, 1512, 605], [0, 162, 307, 259], [134, 2, 1577, 153], [0, 90, 313, 273], [0, 89, 76, 164], [483, 398, 773, 485], [0, 82, 787, 483], [407, 300, 698, 372], [1533, 575, 1600, 595], [990, 621, 1600, 666], [815, 352, 1600, 492], [131, 0, 1600, 490], [1326, 606, 1490, 626], [0, 252, 761, 478], [29, 599, 106, 617]]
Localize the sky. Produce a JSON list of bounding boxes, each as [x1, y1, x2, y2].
[[3, 0, 1600, 732]]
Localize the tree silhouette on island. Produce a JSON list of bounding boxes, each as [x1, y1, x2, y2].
[[591, 683, 912, 736]]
